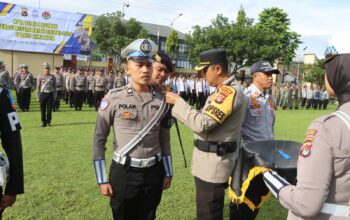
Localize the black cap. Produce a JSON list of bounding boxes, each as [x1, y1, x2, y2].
[[153, 51, 173, 72], [194, 48, 227, 71], [250, 61, 280, 75], [79, 67, 84, 71]]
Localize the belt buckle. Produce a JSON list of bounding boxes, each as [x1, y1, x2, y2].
[[142, 159, 150, 167], [216, 142, 227, 156]]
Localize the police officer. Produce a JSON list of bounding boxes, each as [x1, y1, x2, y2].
[[234, 60, 279, 219], [151, 51, 172, 87], [16, 64, 33, 112], [106, 70, 115, 92], [0, 60, 10, 88], [113, 72, 126, 88], [164, 48, 245, 220], [0, 85, 24, 218], [86, 68, 95, 107], [37, 63, 57, 127], [67, 68, 76, 108], [92, 68, 108, 111], [53, 66, 64, 112], [72, 67, 87, 111], [263, 32, 350, 219], [93, 39, 173, 220]]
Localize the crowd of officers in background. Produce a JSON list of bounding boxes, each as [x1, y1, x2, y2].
[[2, 63, 330, 116]]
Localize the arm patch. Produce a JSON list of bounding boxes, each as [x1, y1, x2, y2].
[[204, 86, 236, 124]]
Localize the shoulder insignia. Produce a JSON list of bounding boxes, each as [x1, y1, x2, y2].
[[204, 85, 236, 124], [109, 86, 125, 94], [300, 129, 318, 158], [99, 98, 110, 111]]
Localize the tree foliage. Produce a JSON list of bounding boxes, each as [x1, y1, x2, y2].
[[302, 59, 325, 86], [92, 11, 148, 57], [256, 7, 302, 66], [185, 7, 301, 73], [166, 30, 180, 59]]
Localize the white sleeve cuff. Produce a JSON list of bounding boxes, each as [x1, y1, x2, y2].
[[162, 155, 173, 177], [94, 160, 108, 184], [263, 171, 290, 198]]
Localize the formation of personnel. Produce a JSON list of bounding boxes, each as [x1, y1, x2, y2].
[[0, 34, 347, 220], [269, 83, 330, 110]]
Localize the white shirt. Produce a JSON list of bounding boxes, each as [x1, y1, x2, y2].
[[306, 88, 313, 99], [301, 88, 307, 98]]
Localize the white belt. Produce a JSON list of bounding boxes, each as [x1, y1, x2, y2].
[[320, 202, 350, 217], [113, 152, 162, 168]]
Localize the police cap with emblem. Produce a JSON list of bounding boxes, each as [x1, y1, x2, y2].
[[121, 39, 158, 63], [0, 60, 4, 65], [194, 48, 228, 71], [42, 62, 50, 69], [250, 60, 280, 74], [21, 64, 29, 68], [325, 32, 350, 105], [153, 50, 173, 72]]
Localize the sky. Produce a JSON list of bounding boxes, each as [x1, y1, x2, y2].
[[3, 0, 350, 58]]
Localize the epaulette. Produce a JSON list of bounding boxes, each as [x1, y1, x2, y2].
[[109, 86, 126, 94], [312, 114, 336, 124]]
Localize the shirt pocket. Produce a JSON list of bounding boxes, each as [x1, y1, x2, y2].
[[249, 108, 264, 117], [115, 109, 139, 131]]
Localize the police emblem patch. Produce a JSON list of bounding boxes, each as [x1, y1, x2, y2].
[[300, 129, 317, 158], [140, 40, 152, 53], [99, 98, 110, 111], [120, 111, 133, 119]]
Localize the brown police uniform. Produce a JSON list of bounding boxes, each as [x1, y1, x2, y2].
[[172, 75, 245, 219], [278, 102, 350, 220], [72, 73, 87, 111], [93, 38, 173, 220], [37, 73, 57, 126], [53, 71, 64, 111], [93, 75, 108, 111], [86, 73, 94, 107], [93, 85, 172, 219]]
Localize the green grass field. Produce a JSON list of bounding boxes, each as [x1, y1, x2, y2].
[[3, 93, 336, 220]]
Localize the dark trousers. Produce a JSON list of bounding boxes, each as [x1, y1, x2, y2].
[[313, 99, 319, 110], [109, 161, 164, 220], [94, 91, 105, 111], [189, 90, 197, 106], [64, 89, 69, 104], [196, 92, 205, 110], [39, 92, 54, 124], [69, 91, 74, 107], [306, 99, 313, 109], [19, 87, 31, 111], [74, 90, 85, 111], [323, 99, 329, 109], [194, 177, 227, 220], [229, 203, 259, 220], [86, 90, 94, 107], [53, 91, 62, 111], [301, 98, 307, 108], [318, 100, 323, 110], [179, 91, 187, 102]]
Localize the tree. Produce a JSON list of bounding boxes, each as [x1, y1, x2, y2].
[[302, 59, 325, 86], [185, 7, 302, 74], [92, 12, 148, 57], [256, 7, 302, 66], [166, 30, 180, 59]]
